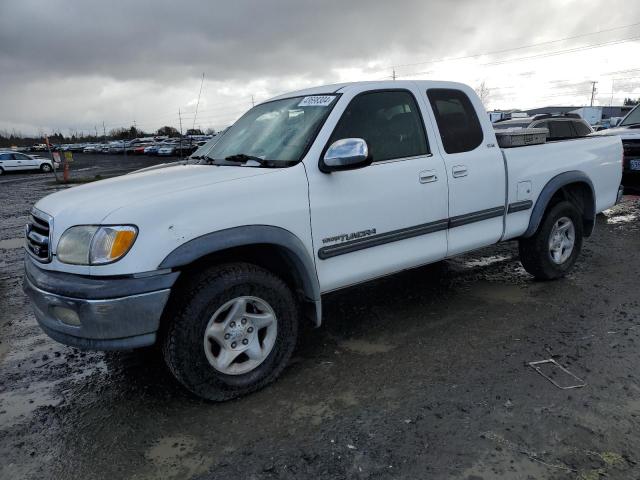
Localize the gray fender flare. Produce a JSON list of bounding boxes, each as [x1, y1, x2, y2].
[[523, 170, 596, 238], [158, 225, 322, 326]]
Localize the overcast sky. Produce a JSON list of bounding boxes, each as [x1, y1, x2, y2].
[[1, 0, 640, 136]]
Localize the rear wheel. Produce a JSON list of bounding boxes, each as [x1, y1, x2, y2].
[[519, 201, 583, 280], [40, 163, 53, 173], [0, 167, 4, 175], [162, 263, 299, 401]]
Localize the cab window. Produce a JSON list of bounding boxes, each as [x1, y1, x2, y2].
[[329, 90, 429, 162], [427, 89, 484, 154]]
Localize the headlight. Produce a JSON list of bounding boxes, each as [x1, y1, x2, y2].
[[57, 225, 138, 265]]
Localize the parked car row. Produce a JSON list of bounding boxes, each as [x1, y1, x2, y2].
[[30, 136, 215, 156]]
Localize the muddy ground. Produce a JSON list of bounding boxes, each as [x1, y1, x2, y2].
[[1, 159, 639, 479]]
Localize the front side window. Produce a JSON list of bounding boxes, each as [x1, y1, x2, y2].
[[573, 121, 592, 136], [329, 90, 429, 162], [620, 105, 640, 126], [14, 153, 30, 160], [207, 95, 338, 166], [427, 89, 483, 154]]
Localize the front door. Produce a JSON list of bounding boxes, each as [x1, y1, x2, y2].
[[423, 87, 506, 256], [13, 153, 37, 170], [307, 88, 449, 292]]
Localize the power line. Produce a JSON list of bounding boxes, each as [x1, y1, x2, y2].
[[381, 21, 640, 71], [395, 34, 640, 79]]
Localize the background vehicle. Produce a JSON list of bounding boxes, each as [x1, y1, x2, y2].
[[0, 151, 55, 174], [24, 81, 622, 401], [591, 103, 640, 188], [494, 113, 593, 141]]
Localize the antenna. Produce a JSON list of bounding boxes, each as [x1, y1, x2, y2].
[[193, 72, 205, 131]]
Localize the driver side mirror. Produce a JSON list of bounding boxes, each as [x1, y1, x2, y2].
[[320, 138, 371, 173]]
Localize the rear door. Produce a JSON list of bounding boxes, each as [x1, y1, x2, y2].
[[0, 153, 19, 170], [423, 87, 506, 256]]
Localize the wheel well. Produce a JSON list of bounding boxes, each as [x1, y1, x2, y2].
[[172, 244, 306, 297], [545, 182, 595, 236]]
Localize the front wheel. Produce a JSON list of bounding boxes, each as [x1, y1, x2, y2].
[[162, 263, 299, 401], [519, 201, 583, 280], [40, 163, 53, 173]]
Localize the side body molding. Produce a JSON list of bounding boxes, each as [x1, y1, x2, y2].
[[158, 225, 322, 326], [523, 171, 596, 238]]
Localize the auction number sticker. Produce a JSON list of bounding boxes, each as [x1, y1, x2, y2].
[[298, 95, 336, 107]]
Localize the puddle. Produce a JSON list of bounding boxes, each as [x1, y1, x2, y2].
[[0, 379, 62, 427], [145, 435, 212, 480], [0, 238, 23, 250], [340, 339, 395, 355], [470, 282, 531, 304]]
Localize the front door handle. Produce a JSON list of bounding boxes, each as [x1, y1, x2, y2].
[[419, 170, 438, 183], [452, 165, 468, 178]]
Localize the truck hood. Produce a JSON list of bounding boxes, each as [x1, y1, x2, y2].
[[591, 126, 640, 139], [36, 164, 275, 221]]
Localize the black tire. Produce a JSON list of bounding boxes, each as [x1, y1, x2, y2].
[[162, 262, 299, 401], [0, 167, 4, 175], [40, 163, 52, 173], [519, 200, 583, 280]]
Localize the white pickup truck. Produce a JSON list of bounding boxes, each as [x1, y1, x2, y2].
[[24, 81, 623, 400]]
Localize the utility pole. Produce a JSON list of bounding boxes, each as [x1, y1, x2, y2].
[[178, 108, 183, 159], [102, 121, 106, 143], [392, 69, 396, 81], [590, 81, 598, 107], [251, 95, 255, 107]]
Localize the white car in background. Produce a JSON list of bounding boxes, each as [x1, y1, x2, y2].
[[0, 151, 56, 175]]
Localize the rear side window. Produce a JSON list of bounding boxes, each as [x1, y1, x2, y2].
[[548, 120, 574, 140], [573, 121, 592, 136], [330, 90, 429, 162], [427, 89, 483, 154], [0, 153, 12, 160]]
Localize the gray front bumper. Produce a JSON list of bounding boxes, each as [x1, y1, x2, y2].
[[23, 257, 179, 350]]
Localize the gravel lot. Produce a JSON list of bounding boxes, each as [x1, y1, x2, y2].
[[1, 156, 639, 479]]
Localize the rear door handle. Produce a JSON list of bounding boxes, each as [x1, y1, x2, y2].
[[452, 165, 468, 178], [419, 170, 438, 183]]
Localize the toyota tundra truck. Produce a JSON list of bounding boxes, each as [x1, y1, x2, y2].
[[23, 81, 623, 401]]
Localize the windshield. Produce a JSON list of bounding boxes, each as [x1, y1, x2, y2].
[[620, 104, 640, 126], [206, 95, 338, 166]]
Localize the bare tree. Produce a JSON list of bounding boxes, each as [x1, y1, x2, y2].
[[475, 81, 491, 106]]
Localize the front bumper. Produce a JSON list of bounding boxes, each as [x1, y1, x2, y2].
[[23, 256, 179, 350]]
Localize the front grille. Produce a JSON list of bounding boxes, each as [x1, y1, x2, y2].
[[25, 209, 52, 262]]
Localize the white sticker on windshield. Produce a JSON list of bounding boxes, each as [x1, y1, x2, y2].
[[298, 95, 335, 107]]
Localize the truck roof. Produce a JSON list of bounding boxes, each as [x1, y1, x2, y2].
[[267, 80, 471, 102]]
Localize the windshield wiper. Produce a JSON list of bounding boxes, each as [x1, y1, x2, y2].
[[224, 153, 267, 165]]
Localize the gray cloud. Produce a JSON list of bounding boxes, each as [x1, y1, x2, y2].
[[1, 0, 639, 134]]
